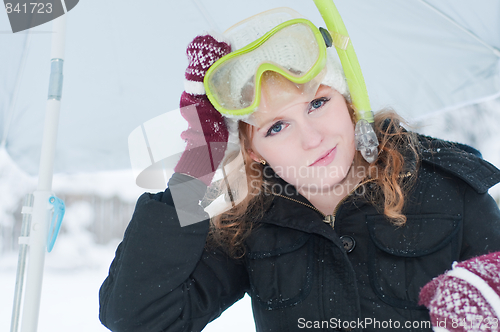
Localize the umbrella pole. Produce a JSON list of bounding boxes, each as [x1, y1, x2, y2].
[[10, 15, 67, 332], [10, 194, 33, 332]]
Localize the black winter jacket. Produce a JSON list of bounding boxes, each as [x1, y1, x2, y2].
[[99, 137, 500, 332]]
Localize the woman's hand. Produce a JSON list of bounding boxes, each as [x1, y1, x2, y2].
[[174, 34, 232, 185]]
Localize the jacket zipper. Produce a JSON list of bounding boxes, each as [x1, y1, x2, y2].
[[271, 193, 326, 219], [323, 183, 361, 229], [322, 172, 412, 227], [272, 172, 412, 229], [272, 182, 364, 229]]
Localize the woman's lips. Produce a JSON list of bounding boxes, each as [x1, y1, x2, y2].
[[309, 147, 337, 167]]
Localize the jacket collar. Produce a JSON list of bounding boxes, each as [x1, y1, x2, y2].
[[254, 133, 500, 234], [255, 175, 353, 244], [418, 135, 500, 194]]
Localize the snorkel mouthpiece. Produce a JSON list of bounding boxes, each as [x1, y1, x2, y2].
[[355, 119, 378, 163]]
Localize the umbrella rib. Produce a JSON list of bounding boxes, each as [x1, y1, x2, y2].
[[191, 0, 221, 33], [1, 31, 32, 149], [419, 0, 500, 58], [140, 124, 155, 164]]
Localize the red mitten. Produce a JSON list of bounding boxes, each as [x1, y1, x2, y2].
[[174, 34, 232, 185], [419, 252, 500, 331]]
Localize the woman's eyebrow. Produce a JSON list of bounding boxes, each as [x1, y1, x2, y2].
[[253, 111, 287, 131], [255, 117, 280, 133]]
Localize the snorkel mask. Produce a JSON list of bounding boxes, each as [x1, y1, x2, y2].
[[205, 18, 328, 117], [204, 2, 379, 163]]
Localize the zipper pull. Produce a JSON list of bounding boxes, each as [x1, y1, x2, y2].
[[323, 215, 335, 228]]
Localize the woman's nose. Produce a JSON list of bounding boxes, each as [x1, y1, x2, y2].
[[299, 120, 322, 150]]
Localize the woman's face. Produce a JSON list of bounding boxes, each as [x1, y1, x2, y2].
[[249, 80, 356, 195]]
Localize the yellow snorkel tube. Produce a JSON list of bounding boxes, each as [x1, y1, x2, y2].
[[313, 0, 372, 123], [314, 0, 379, 162]]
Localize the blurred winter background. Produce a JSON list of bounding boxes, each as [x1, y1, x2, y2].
[[1, 97, 499, 331]]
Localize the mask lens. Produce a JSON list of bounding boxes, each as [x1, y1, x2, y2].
[[205, 20, 325, 116]]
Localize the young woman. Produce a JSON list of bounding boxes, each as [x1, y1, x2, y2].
[[99, 8, 500, 332]]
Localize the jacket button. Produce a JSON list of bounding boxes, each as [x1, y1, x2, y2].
[[340, 235, 355, 253]]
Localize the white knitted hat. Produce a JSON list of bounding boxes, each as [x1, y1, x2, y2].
[[223, 7, 349, 101]]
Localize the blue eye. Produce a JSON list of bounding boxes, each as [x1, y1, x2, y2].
[[266, 121, 286, 137], [309, 97, 330, 111]]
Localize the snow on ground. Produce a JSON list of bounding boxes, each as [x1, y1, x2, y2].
[[0, 244, 256, 332], [0, 148, 256, 332]]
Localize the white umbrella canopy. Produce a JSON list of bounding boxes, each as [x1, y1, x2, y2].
[[1, 1, 500, 331], [1, 0, 499, 177]]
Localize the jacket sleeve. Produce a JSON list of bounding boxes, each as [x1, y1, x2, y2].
[[99, 174, 249, 332], [460, 185, 500, 259]]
